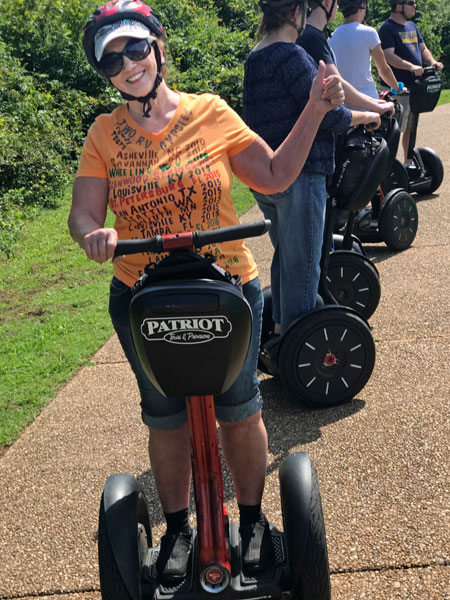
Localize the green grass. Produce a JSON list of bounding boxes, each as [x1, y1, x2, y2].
[[0, 192, 115, 447], [437, 89, 450, 106], [0, 179, 255, 450], [231, 175, 256, 215]]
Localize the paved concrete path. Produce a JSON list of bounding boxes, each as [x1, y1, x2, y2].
[[1, 105, 449, 600]]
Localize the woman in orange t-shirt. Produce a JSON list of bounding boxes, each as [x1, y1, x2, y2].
[[68, 0, 343, 582]]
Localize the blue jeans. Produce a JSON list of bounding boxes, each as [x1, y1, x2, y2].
[[252, 172, 327, 334], [109, 276, 263, 430]]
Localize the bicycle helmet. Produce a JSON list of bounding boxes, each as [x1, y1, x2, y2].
[[259, 0, 309, 34], [338, 0, 367, 18], [388, 0, 409, 13], [83, 0, 165, 117], [260, 0, 307, 8]]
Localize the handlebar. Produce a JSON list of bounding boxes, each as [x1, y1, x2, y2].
[[114, 220, 271, 257]]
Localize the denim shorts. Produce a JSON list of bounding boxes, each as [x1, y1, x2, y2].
[[109, 275, 263, 430]]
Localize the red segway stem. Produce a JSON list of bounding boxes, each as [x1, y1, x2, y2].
[[186, 395, 231, 586], [161, 232, 194, 251]]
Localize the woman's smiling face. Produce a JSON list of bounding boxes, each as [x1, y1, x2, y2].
[[106, 36, 158, 95]]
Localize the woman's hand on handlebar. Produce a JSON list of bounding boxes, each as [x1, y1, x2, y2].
[[350, 111, 381, 130], [374, 98, 395, 115], [310, 61, 345, 113], [82, 228, 120, 264]]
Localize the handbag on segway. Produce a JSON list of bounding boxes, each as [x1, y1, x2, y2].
[[98, 222, 332, 600], [258, 125, 389, 406]]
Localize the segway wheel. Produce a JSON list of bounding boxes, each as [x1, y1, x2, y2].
[[98, 487, 152, 600], [279, 452, 331, 600], [326, 250, 381, 320], [415, 147, 444, 195], [381, 158, 409, 194], [279, 306, 375, 408], [379, 189, 418, 251]]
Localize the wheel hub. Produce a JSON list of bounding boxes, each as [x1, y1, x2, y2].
[[323, 352, 338, 367]]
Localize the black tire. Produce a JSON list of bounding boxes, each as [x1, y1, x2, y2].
[[98, 489, 151, 600], [279, 452, 331, 600], [415, 147, 444, 195], [327, 251, 381, 320], [279, 306, 375, 408], [381, 158, 409, 194], [378, 189, 418, 251]]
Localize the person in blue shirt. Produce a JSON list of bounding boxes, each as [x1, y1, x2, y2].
[[379, 0, 444, 162], [243, 0, 380, 345]]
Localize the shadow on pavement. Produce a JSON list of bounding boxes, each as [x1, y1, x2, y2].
[[260, 376, 365, 478], [133, 377, 365, 534]]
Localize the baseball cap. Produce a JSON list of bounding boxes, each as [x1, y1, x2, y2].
[[94, 19, 151, 62]]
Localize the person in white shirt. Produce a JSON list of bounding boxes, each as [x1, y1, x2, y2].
[[329, 0, 402, 111]]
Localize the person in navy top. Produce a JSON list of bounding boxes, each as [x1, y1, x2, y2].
[[379, 0, 444, 162], [243, 0, 380, 345]]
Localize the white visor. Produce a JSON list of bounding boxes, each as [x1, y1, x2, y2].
[[94, 19, 150, 62]]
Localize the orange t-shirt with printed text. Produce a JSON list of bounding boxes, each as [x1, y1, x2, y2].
[[76, 92, 259, 287]]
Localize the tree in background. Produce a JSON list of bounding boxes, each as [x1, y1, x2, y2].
[[0, 0, 259, 251], [0, 0, 446, 252]]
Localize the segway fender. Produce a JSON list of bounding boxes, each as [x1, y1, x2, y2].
[[102, 473, 143, 600], [279, 452, 313, 574]]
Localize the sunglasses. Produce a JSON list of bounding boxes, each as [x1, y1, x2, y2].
[[98, 38, 152, 78]]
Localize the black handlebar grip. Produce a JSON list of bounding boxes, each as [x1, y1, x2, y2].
[[114, 236, 164, 256], [192, 220, 271, 247], [113, 220, 271, 256]]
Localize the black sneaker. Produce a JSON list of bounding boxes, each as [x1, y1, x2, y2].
[[240, 515, 275, 575], [155, 529, 192, 584]]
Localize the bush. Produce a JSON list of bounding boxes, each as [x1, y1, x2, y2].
[[0, 0, 448, 254], [0, 40, 96, 253]]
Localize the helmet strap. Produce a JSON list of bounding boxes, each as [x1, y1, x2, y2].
[[318, 0, 337, 22], [260, 1, 307, 34], [286, 16, 305, 36], [392, 2, 406, 16], [114, 41, 163, 118]]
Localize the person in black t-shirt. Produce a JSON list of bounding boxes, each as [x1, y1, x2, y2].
[[298, 0, 394, 115], [379, 0, 444, 162]]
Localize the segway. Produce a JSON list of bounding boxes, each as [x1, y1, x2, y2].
[[344, 102, 419, 252], [258, 126, 387, 406], [98, 221, 331, 600], [327, 124, 393, 320], [382, 66, 444, 196]]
